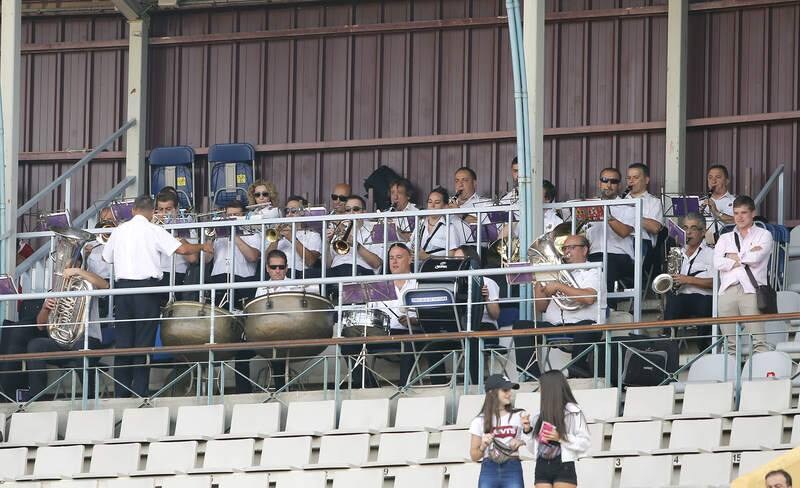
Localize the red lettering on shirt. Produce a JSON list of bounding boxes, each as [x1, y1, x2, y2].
[[493, 425, 518, 438]]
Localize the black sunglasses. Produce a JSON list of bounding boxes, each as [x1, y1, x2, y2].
[[268, 264, 287, 270], [345, 206, 362, 212], [331, 194, 348, 202], [253, 192, 271, 198], [599, 177, 621, 184]]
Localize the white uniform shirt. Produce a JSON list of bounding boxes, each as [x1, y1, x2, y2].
[[101, 215, 181, 280], [160, 231, 196, 275], [330, 221, 383, 271], [84, 248, 107, 341], [625, 191, 664, 242], [542, 267, 605, 325], [253, 206, 282, 219], [254, 281, 319, 297], [416, 218, 464, 256], [677, 244, 714, 296], [707, 192, 735, 218], [585, 198, 636, 258], [392, 202, 418, 233], [544, 208, 564, 233], [86, 244, 111, 279], [277, 230, 322, 273], [456, 192, 492, 246], [469, 411, 533, 459], [369, 279, 418, 330], [211, 233, 262, 278], [480, 277, 501, 328], [714, 225, 773, 294]]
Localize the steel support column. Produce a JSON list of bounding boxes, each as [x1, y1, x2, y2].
[[125, 18, 149, 197], [665, 0, 688, 193], [523, 0, 545, 239]]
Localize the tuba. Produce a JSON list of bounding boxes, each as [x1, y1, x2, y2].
[[526, 222, 583, 311], [48, 227, 95, 348], [652, 247, 684, 295]]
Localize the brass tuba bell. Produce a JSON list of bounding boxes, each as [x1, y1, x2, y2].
[[526, 222, 583, 311], [652, 247, 684, 295]]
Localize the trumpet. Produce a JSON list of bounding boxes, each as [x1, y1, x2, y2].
[[331, 220, 353, 255], [265, 224, 288, 243]]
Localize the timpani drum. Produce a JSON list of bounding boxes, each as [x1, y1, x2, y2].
[[160, 301, 243, 361]]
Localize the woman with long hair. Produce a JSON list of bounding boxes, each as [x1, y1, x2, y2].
[[247, 179, 281, 218], [531, 370, 591, 488], [469, 374, 532, 488]]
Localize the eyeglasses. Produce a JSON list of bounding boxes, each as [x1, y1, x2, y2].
[[331, 194, 348, 202], [284, 207, 300, 214], [268, 264, 287, 270], [562, 244, 586, 250], [253, 192, 271, 198], [682, 225, 704, 232], [599, 177, 621, 184], [345, 206, 362, 212]]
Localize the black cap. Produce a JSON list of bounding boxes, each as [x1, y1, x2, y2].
[[485, 374, 520, 391]]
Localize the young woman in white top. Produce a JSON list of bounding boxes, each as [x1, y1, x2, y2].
[[416, 187, 464, 259], [469, 374, 532, 488], [531, 370, 591, 488]]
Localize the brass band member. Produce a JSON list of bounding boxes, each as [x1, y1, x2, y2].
[[625, 163, 664, 255], [514, 235, 605, 378], [247, 179, 281, 218], [416, 188, 464, 260], [542, 179, 564, 233], [154, 191, 199, 299], [265, 195, 321, 278], [663, 213, 714, 346], [702, 164, 735, 226], [585, 167, 635, 295], [102, 195, 212, 397], [205, 200, 262, 305], [714, 196, 774, 355], [448, 167, 491, 246], [329, 182, 352, 215], [326, 195, 383, 277], [388, 178, 417, 240]]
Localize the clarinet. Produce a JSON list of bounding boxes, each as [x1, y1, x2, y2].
[[621, 186, 632, 198]]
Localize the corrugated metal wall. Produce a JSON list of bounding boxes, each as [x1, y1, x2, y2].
[[17, 0, 800, 226]]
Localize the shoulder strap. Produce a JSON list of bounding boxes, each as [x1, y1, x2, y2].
[[734, 233, 759, 288], [422, 221, 444, 251]]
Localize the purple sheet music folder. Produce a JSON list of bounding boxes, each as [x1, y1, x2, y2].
[[341, 281, 398, 304], [507, 262, 532, 285], [370, 222, 399, 244], [0, 275, 17, 295], [667, 219, 686, 247]]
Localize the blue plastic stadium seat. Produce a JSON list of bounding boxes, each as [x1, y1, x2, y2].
[[149, 146, 196, 209], [208, 143, 256, 208]]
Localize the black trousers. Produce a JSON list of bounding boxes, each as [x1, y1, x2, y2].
[[158, 272, 186, 307], [27, 337, 102, 398], [513, 320, 598, 377], [0, 319, 47, 398], [664, 293, 713, 348], [114, 278, 162, 398], [589, 252, 634, 299]]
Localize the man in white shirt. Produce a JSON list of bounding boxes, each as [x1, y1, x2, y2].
[[714, 195, 774, 354], [449, 167, 491, 247], [663, 213, 714, 347], [102, 195, 212, 397], [327, 195, 383, 277], [329, 182, 352, 215], [265, 195, 321, 279], [388, 178, 418, 240], [513, 234, 605, 378], [703, 164, 735, 225], [585, 167, 636, 295], [625, 163, 665, 251], [27, 267, 108, 399], [255, 250, 320, 297], [154, 191, 199, 303], [206, 200, 262, 307]]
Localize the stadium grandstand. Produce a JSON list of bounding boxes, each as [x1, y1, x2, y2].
[[1, 0, 800, 487]]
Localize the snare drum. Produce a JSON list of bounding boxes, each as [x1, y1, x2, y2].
[[341, 309, 390, 338]]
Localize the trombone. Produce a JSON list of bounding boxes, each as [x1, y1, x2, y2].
[[330, 220, 353, 255]]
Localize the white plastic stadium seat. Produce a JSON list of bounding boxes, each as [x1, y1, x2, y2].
[[7, 411, 58, 446], [331, 468, 384, 488], [83, 442, 141, 476], [393, 466, 445, 488], [597, 420, 663, 456], [139, 441, 198, 474], [215, 473, 269, 488], [678, 452, 732, 487], [170, 404, 225, 439], [738, 450, 790, 475], [777, 291, 800, 325], [117, 407, 170, 442], [728, 379, 792, 415], [713, 416, 784, 451], [333, 398, 390, 433], [619, 455, 672, 487], [0, 447, 28, 480], [104, 479, 156, 488], [619, 385, 675, 420], [196, 439, 255, 472], [308, 433, 370, 468], [586, 423, 605, 456], [669, 382, 733, 419], [419, 429, 471, 463], [742, 353, 795, 381], [32, 445, 85, 479], [653, 418, 723, 454], [446, 394, 485, 429], [445, 462, 482, 488], [573, 387, 618, 422], [575, 457, 615, 488], [161, 475, 211, 488], [365, 432, 429, 466], [385, 396, 446, 432], [253, 436, 312, 469], [58, 409, 115, 444], [514, 391, 541, 416], [277, 400, 335, 436], [686, 354, 738, 383], [221, 403, 281, 438], [273, 471, 326, 488]]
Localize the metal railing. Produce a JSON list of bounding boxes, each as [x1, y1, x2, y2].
[[754, 163, 785, 226]]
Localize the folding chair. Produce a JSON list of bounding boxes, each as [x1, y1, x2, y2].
[[149, 145, 195, 209], [208, 143, 255, 208]]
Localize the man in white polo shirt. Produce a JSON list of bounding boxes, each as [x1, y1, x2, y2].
[[625, 163, 665, 255], [102, 195, 212, 397]]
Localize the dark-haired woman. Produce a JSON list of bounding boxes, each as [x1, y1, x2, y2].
[[416, 188, 464, 260], [531, 370, 591, 488], [469, 374, 532, 488]]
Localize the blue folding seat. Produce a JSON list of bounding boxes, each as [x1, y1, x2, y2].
[[149, 145, 196, 209], [207, 143, 255, 208]]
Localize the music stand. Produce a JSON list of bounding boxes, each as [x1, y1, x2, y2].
[[370, 222, 400, 244], [341, 280, 398, 305], [507, 262, 533, 285], [42, 211, 71, 230], [670, 196, 700, 217], [0, 275, 17, 295], [571, 200, 605, 222], [487, 210, 517, 224], [304, 207, 328, 234], [667, 219, 686, 248], [111, 200, 134, 222]]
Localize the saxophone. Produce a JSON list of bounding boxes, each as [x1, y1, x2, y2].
[[48, 227, 95, 349], [651, 247, 684, 295]]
